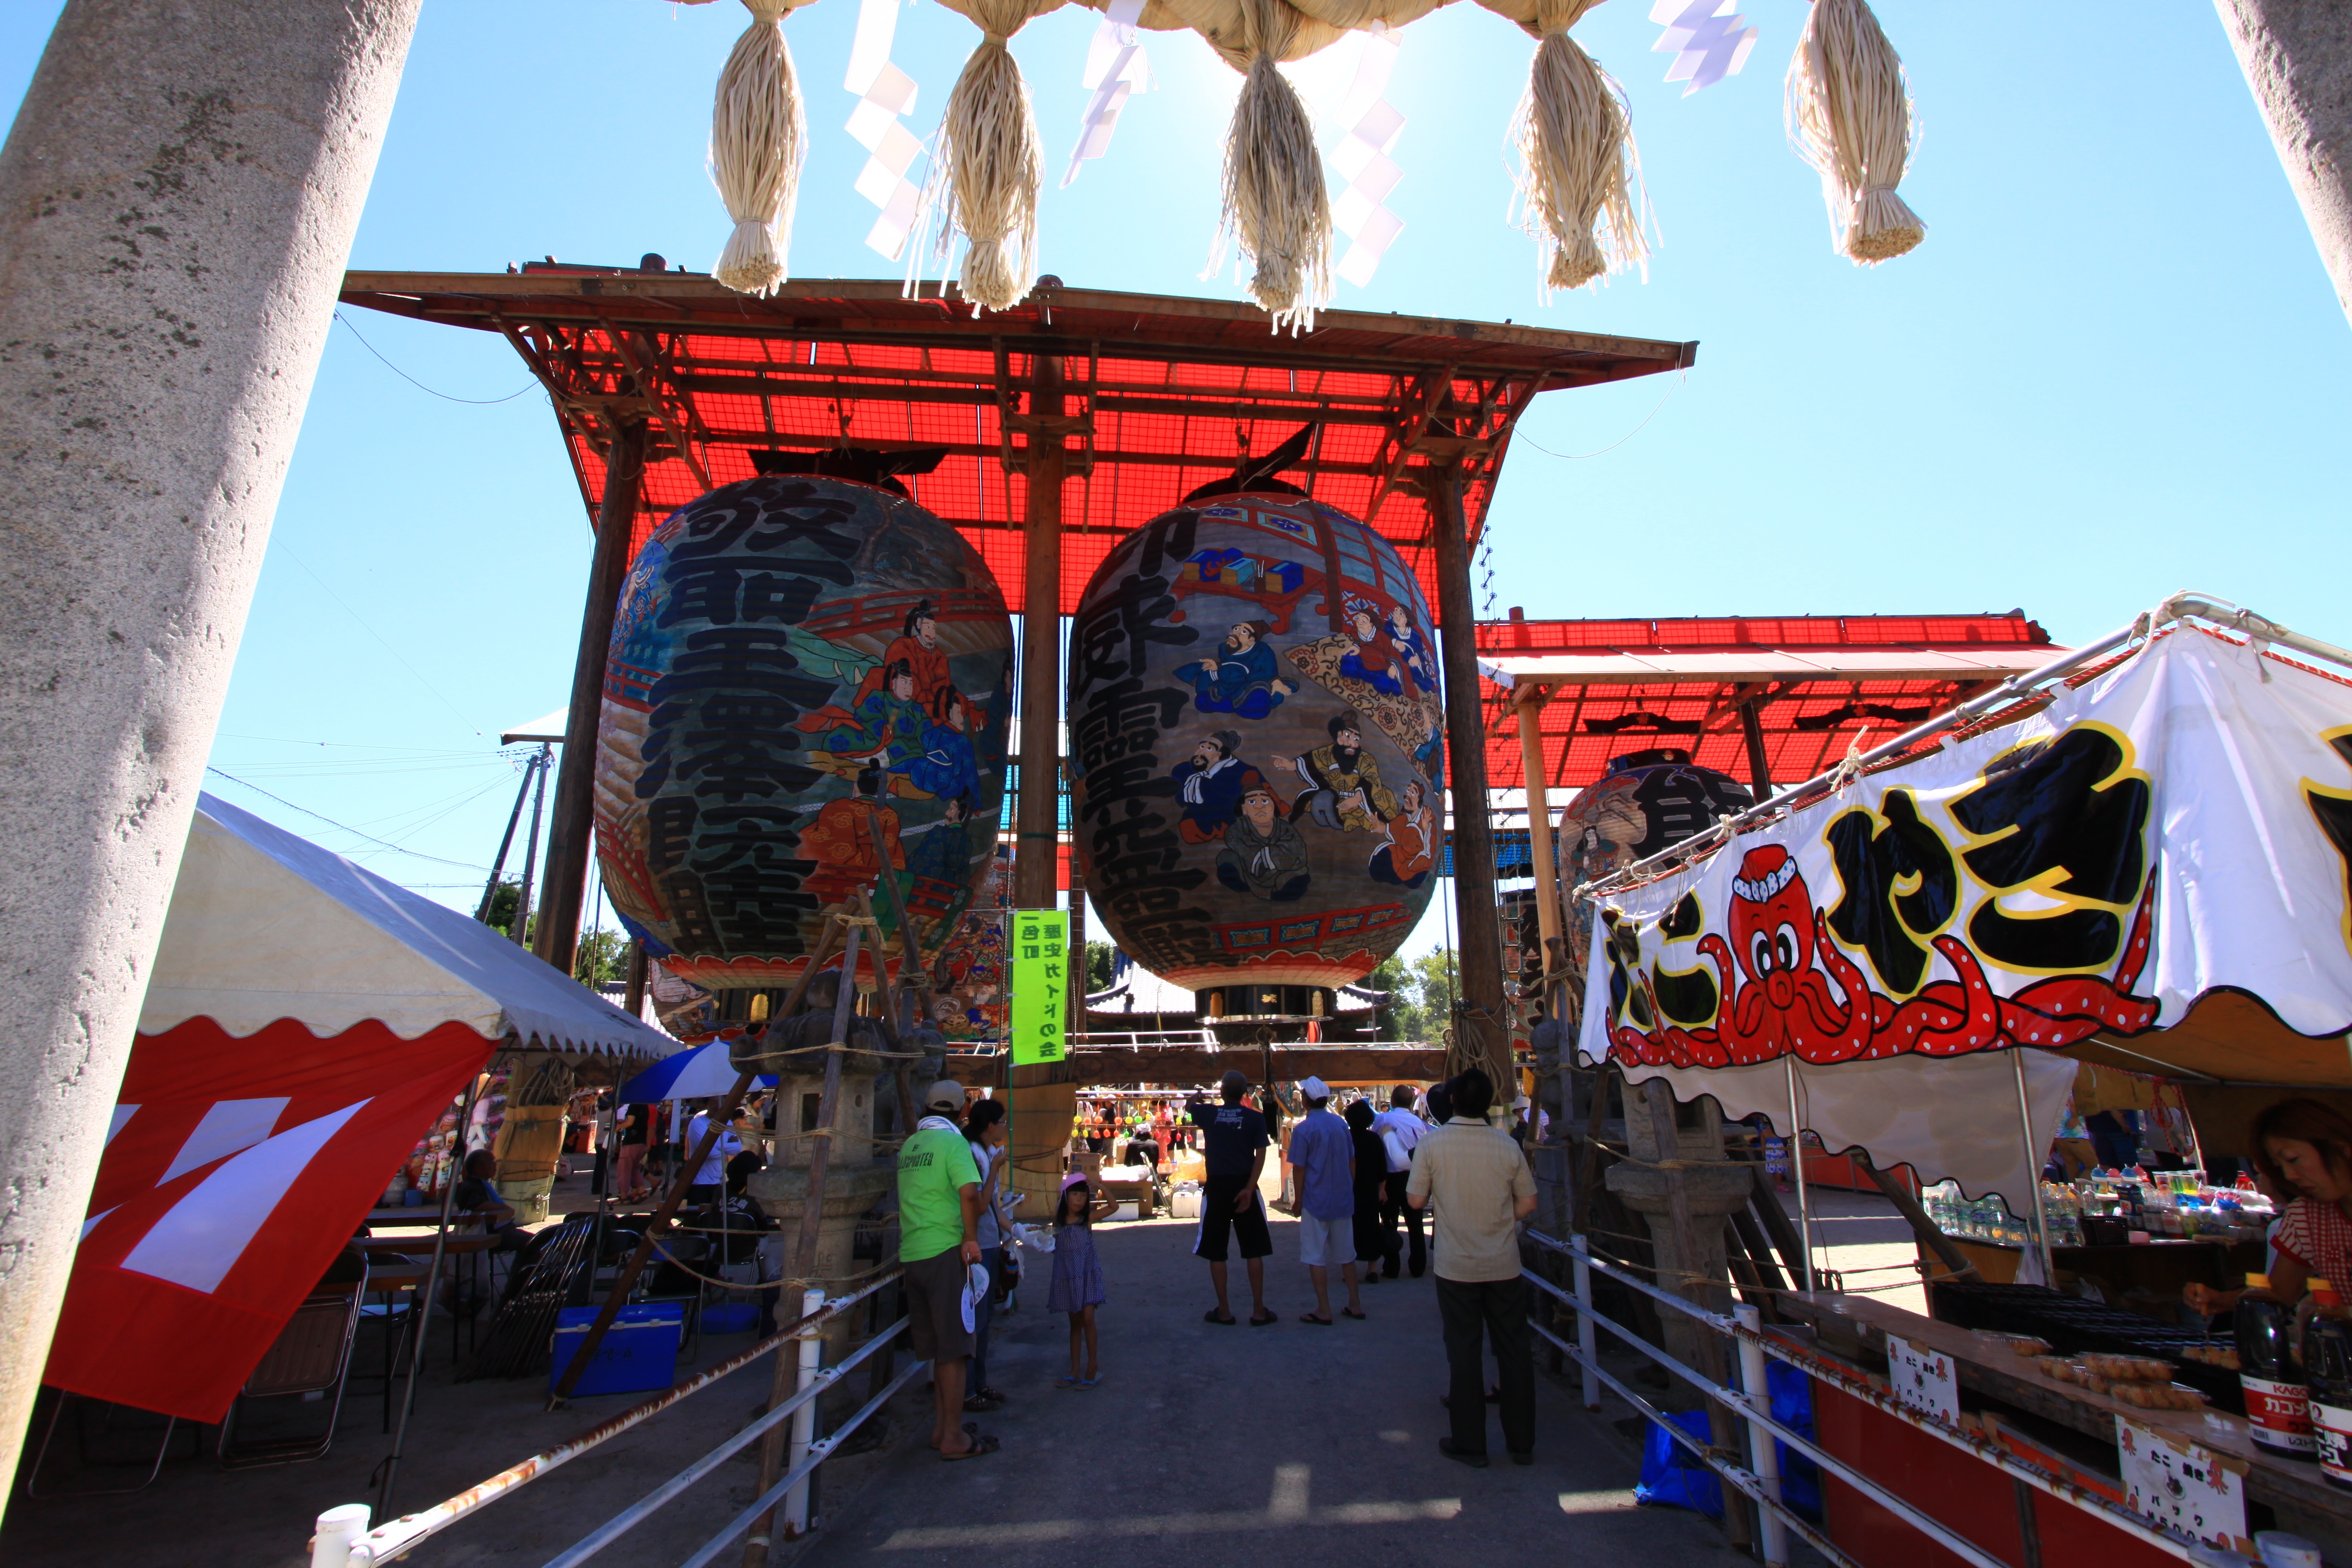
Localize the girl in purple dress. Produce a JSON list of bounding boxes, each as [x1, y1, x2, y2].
[[1047, 1174, 1117, 1387]]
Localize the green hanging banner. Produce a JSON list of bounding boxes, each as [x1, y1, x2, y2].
[[1008, 908, 1069, 1067]]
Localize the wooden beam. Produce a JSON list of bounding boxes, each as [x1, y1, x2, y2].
[[534, 420, 646, 977], [1012, 347, 1065, 908], [1069, 1045, 1445, 1086], [1427, 466, 1511, 1089]]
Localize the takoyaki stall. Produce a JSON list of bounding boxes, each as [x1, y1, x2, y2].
[[1570, 601, 2352, 1566]]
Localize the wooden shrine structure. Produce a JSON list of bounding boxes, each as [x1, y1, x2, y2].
[[342, 260, 1695, 1096]]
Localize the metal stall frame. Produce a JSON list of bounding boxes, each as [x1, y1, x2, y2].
[[1529, 1231, 2213, 1568]]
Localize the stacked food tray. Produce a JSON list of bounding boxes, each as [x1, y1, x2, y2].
[[1927, 1281, 2245, 1414]]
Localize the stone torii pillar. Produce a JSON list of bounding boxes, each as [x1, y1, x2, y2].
[[2215, 0, 2352, 325], [0, 0, 419, 1498]]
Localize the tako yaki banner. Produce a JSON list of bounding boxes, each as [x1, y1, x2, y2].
[[1578, 629, 2352, 1207]]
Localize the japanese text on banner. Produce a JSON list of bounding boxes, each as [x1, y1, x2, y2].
[[1010, 909, 1069, 1066]]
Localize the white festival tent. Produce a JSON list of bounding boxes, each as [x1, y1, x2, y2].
[[144, 793, 677, 1055], [1575, 594, 2352, 1228]]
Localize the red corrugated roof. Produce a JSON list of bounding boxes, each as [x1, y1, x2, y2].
[[1474, 611, 2059, 791], [341, 266, 1692, 615]]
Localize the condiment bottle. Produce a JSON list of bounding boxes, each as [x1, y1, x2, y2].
[[2241, 1272, 2318, 1460], [2310, 1279, 2352, 1490]]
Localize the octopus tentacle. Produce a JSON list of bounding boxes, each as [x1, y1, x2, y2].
[[1700, 934, 1774, 1064], [1798, 910, 1877, 1062], [1910, 936, 2002, 1055]]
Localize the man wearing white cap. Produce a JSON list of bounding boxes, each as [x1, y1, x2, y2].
[[1283, 1077, 1365, 1324], [898, 1079, 995, 1460]]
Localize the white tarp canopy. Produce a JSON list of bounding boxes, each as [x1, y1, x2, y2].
[[141, 793, 677, 1056], [1578, 619, 2352, 1214]]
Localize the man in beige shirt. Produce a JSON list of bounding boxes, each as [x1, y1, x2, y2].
[[1406, 1066, 1538, 1469]]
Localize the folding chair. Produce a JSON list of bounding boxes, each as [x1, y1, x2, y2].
[[20, 1387, 197, 1499], [215, 1246, 368, 1469]]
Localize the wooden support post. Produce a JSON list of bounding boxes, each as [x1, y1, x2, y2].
[[1744, 1166, 1812, 1292], [1013, 350, 1066, 912], [1642, 1086, 1753, 1552], [622, 940, 649, 1020], [1738, 696, 1773, 800], [1515, 687, 1564, 990], [1857, 1150, 1976, 1282], [1424, 466, 1509, 1088], [536, 420, 648, 976], [745, 916, 864, 1568], [1068, 827, 1088, 1039]]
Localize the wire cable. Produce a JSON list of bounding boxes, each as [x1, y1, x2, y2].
[[334, 311, 538, 404], [1516, 369, 1687, 461], [204, 767, 491, 871]]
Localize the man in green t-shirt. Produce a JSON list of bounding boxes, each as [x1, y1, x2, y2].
[[898, 1079, 994, 1459]]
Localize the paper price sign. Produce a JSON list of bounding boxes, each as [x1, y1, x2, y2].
[[1890, 1337, 1960, 1425], [1008, 909, 1069, 1066], [2116, 1416, 2251, 1553]]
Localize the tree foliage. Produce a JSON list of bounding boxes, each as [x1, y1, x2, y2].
[[1368, 948, 1459, 1041]]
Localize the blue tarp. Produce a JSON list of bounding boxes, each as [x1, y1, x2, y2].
[[1634, 1363, 1820, 1521]]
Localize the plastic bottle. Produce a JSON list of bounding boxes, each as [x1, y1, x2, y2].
[[2308, 1279, 2352, 1490], [2241, 1273, 2318, 1459]]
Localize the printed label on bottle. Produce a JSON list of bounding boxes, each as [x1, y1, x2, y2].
[[2315, 1399, 2352, 1483], [2244, 1375, 2316, 1454]]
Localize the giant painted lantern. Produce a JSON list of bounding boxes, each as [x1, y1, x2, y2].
[[1558, 748, 1754, 1028], [595, 476, 1013, 989], [1069, 492, 1445, 990]]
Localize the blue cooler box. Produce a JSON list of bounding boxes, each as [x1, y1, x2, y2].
[[549, 1304, 684, 1397]]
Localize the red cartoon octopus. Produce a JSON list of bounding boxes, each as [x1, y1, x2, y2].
[[1612, 844, 2159, 1069]]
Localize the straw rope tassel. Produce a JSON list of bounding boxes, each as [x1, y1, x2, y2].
[[710, 0, 809, 296], [1211, 6, 1332, 333], [931, 2, 1045, 312], [1510, 0, 1647, 298], [1784, 0, 1923, 264]]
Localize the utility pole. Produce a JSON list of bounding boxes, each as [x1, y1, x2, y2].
[[0, 0, 420, 1507]]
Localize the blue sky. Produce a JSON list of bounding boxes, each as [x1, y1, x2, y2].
[[4, 1, 2346, 957]]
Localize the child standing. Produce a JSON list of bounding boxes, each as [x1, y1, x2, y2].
[[1047, 1173, 1115, 1387]]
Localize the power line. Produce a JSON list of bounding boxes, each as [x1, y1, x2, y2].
[[333, 310, 538, 404], [204, 767, 491, 871], [271, 543, 485, 738]]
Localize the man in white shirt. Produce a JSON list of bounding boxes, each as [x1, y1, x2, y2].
[[1372, 1085, 1429, 1278], [685, 1099, 744, 1204]]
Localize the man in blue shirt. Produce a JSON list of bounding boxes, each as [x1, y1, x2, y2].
[[1283, 1077, 1364, 1324]]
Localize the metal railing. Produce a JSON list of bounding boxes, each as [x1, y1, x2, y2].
[[1529, 1231, 2207, 1567], [310, 1269, 908, 1568]]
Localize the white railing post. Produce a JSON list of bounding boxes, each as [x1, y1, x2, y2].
[[1734, 1304, 1790, 1568], [310, 1504, 371, 1568], [1570, 1234, 1600, 1411], [784, 1287, 825, 1536]]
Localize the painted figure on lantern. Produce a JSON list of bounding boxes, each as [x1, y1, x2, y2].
[[593, 475, 1012, 990], [1068, 488, 1444, 991]]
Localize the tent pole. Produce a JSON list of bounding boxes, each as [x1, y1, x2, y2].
[[376, 1060, 491, 1519], [510, 745, 551, 947], [2014, 1049, 2058, 1285], [1784, 1056, 1815, 1293], [475, 762, 537, 922]]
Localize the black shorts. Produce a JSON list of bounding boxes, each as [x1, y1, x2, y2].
[[1193, 1176, 1273, 1263]]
